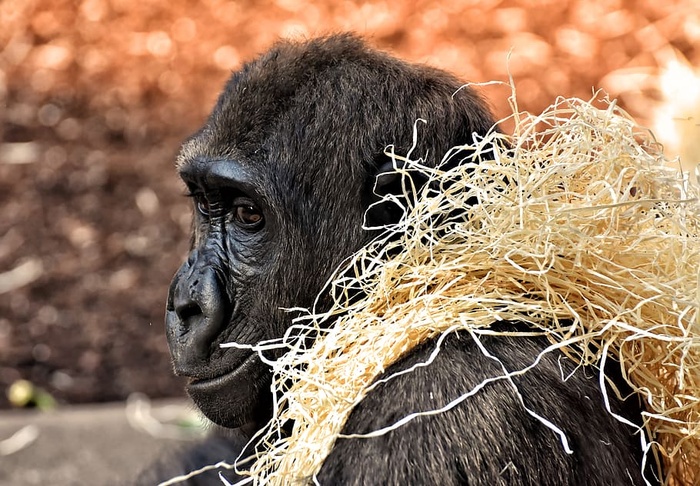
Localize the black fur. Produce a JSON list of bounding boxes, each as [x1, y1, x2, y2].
[[319, 331, 649, 485], [135, 34, 655, 485]]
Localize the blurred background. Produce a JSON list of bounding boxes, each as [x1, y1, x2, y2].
[[1, 0, 699, 412]]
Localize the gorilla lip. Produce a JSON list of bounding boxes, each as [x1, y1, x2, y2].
[[187, 352, 258, 390]]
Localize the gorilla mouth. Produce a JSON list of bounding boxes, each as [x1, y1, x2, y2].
[[185, 352, 269, 428], [187, 352, 258, 390]]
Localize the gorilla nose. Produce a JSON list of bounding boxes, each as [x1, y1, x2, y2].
[[166, 262, 228, 371]]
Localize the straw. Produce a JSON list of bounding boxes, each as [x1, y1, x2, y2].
[[221, 91, 700, 486]]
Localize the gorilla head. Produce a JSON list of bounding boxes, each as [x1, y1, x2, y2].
[[165, 34, 495, 429]]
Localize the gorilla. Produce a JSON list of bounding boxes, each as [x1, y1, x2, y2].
[[137, 34, 656, 485]]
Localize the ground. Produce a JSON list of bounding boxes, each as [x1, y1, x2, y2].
[[0, 398, 199, 485], [1, 0, 698, 409]]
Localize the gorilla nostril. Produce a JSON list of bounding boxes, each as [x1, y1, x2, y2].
[[177, 301, 203, 322]]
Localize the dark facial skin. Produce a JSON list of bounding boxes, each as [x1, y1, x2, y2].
[[165, 34, 494, 429], [166, 159, 275, 427]]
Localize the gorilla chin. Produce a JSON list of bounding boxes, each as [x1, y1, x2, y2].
[[186, 355, 270, 429]]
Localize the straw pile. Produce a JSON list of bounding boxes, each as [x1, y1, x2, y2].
[[218, 92, 699, 486]]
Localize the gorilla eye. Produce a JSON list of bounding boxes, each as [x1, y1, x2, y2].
[[233, 202, 263, 229], [195, 196, 210, 217]]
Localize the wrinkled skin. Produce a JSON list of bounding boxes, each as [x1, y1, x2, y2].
[[145, 35, 658, 485]]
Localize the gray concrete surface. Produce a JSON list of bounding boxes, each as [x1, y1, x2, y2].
[[0, 399, 205, 486]]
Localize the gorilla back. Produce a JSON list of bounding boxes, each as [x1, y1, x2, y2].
[[159, 34, 654, 485]]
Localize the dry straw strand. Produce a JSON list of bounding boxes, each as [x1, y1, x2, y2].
[[221, 91, 699, 486]]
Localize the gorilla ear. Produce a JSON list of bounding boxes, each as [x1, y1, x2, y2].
[[364, 150, 428, 229]]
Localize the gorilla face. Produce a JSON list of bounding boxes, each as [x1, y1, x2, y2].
[[166, 152, 370, 427], [165, 34, 494, 428]]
